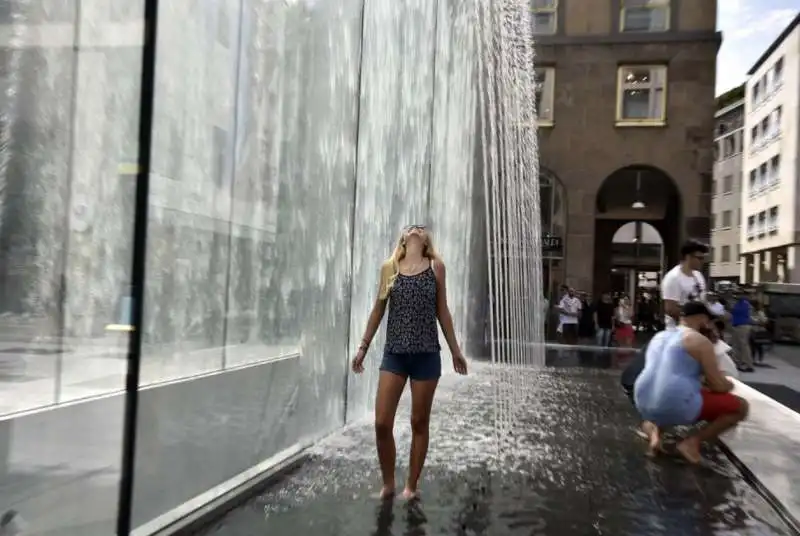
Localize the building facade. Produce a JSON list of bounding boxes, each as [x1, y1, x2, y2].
[[709, 96, 744, 283], [741, 14, 800, 284], [533, 0, 719, 296]]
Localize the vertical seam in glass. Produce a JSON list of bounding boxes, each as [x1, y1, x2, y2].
[[116, 0, 160, 533], [54, 0, 84, 406], [425, 0, 440, 220], [343, 0, 369, 426], [219, 0, 248, 371]]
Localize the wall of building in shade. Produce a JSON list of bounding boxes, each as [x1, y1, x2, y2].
[[0, 0, 493, 534]]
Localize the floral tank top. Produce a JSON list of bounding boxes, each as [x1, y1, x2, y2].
[[384, 265, 441, 354]]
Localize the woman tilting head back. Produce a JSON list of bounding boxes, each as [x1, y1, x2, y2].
[[351, 224, 468, 501]]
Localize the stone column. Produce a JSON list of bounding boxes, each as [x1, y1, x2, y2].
[[566, 190, 595, 292], [787, 246, 799, 283], [739, 254, 747, 284], [753, 252, 761, 283]]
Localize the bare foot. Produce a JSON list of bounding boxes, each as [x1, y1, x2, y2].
[[402, 487, 420, 501], [641, 421, 661, 458], [676, 437, 702, 464], [378, 485, 396, 500]]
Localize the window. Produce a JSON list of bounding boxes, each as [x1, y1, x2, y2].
[[710, 213, 716, 229], [722, 175, 733, 194], [748, 170, 757, 193], [736, 244, 741, 258], [713, 142, 720, 161], [747, 215, 755, 239], [717, 123, 728, 136], [616, 65, 667, 124], [737, 208, 741, 227], [534, 67, 555, 125], [721, 210, 732, 228], [723, 136, 735, 157], [758, 211, 766, 235], [772, 106, 782, 137], [531, 0, 557, 35], [750, 125, 758, 144], [620, 0, 670, 32], [770, 154, 780, 185], [768, 206, 778, 233], [721, 245, 730, 263], [774, 57, 784, 86], [752, 81, 760, 106]]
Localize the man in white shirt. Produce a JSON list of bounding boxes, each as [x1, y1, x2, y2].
[[558, 287, 582, 344], [661, 239, 709, 329]]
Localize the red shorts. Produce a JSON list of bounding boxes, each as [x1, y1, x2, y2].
[[697, 389, 742, 421]]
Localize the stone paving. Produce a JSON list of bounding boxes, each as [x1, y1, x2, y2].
[[197, 356, 796, 536]]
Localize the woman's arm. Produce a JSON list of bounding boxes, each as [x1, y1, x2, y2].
[[358, 269, 389, 350], [433, 261, 461, 355]]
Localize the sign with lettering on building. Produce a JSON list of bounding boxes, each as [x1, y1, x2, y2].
[[542, 235, 563, 258]]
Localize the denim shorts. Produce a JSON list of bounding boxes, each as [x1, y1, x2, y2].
[[380, 351, 441, 381]]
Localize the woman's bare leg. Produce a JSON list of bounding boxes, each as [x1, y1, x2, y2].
[[404, 378, 439, 499], [677, 397, 749, 464], [375, 371, 408, 498], [641, 421, 661, 457]]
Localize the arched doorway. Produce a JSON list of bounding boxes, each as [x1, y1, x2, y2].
[[540, 168, 566, 303], [609, 221, 664, 298], [594, 165, 681, 296]]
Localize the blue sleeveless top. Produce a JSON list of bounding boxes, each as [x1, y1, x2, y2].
[[633, 328, 703, 426]]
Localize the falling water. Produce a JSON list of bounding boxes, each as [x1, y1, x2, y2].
[[475, 0, 543, 460], [0, 3, 28, 239]]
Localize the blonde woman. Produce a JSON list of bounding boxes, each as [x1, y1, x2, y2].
[[351, 224, 468, 501]]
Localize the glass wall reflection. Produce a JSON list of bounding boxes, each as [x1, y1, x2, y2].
[[130, 0, 365, 531], [0, 1, 143, 534]]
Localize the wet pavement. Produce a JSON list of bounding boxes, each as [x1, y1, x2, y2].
[[196, 352, 794, 536]]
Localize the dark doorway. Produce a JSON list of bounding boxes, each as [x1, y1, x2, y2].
[[594, 166, 681, 296]]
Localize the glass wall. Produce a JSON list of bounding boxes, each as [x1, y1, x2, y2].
[[0, 0, 489, 534], [0, 0, 143, 534], [129, 0, 366, 529]]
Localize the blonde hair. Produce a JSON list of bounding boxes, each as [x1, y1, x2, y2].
[[378, 230, 442, 300]]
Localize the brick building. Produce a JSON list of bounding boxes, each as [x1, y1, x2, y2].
[[533, 0, 719, 297]]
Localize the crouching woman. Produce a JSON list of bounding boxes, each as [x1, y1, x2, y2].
[[634, 302, 749, 463]]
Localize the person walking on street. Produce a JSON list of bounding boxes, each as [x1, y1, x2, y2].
[[593, 292, 615, 347], [750, 301, 770, 365], [730, 294, 754, 373], [558, 287, 582, 345]]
